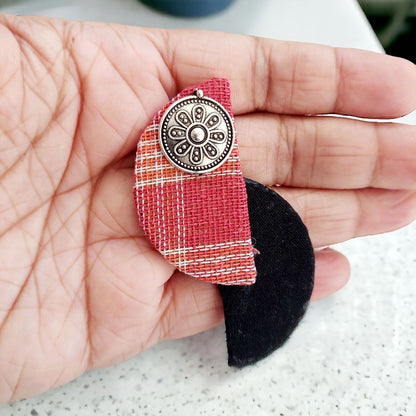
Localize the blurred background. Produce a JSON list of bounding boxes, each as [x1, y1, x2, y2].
[[0, 1, 415, 416], [360, 0, 416, 62], [0, 0, 415, 62]]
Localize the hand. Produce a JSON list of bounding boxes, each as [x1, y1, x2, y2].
[[0, 14, 415, 403]]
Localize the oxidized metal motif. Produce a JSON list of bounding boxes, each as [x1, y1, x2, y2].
[[159, 89, 235, 173]]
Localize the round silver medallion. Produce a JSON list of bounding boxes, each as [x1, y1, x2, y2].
[[159, 90, 235, 174]]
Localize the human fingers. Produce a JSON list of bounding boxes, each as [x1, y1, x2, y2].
[[102, 154, 415, 255], [160, 248, 350, 341], [236, 114, 416, 190], [275, 187, 416, 247], [151, 29, 416, 117], [310, 248, 350, 301]]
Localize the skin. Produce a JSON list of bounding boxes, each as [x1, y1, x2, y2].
[[0, 13, 415, 403]]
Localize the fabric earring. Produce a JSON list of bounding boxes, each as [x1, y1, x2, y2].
[[134, 78, 314, 366]]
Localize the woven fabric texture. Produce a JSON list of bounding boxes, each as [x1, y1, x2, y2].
[[134, 78, 256, 285]]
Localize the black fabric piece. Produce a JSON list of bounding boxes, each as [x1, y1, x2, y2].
[[218, 178, 315, 367]]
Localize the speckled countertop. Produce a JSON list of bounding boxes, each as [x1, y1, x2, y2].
[[0, 0, 415, 415], [2, 223, 416, 415]]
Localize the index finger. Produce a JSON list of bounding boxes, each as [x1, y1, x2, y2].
[[153, 29, 416, 118]]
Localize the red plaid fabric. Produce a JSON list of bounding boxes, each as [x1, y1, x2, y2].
[[134, 78, 256, 285]]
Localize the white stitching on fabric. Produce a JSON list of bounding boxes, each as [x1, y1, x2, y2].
[[160, 239, 253, 256]]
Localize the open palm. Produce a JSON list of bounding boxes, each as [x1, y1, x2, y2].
[[0, 14, 415, 403]]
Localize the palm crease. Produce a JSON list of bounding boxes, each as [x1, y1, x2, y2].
[[0, 14, 415, 403]]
